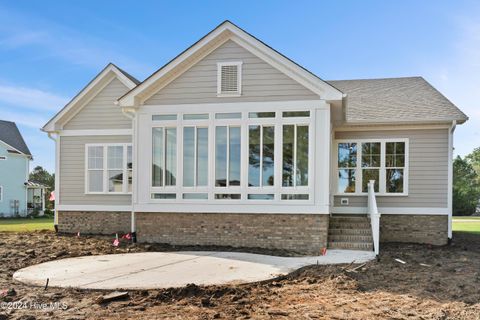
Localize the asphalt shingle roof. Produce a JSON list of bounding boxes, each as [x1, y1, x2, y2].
[[327, 77, 468, 124], [0, 120, 32, 156]]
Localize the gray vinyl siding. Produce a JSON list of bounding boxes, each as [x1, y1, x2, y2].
[[145, 40, 319, 105], [333, 129, 449, 208], [59, 135, 132, 206], [64, 78, 131, 130]]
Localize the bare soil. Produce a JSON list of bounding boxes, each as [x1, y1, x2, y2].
[[0, 231, 479, 319]]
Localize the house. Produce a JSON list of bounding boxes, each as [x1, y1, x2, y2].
[[41, 21, 468, 254], [0, 120, 46, 217]]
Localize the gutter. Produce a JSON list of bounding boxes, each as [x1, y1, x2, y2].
[[46, 132, 59, 232], [447, 120, 456, 241], [122, 108, 137, 243]]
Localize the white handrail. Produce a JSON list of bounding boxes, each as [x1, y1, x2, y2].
[[367, 180, 380, 255]]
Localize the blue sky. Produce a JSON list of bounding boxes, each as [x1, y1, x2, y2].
[[0, 0, 479, 173]]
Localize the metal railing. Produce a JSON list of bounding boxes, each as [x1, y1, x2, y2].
[[367, 180, 381, 255]]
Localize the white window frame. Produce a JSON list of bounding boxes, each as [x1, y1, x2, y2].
[[148, 107, 314, 204], [85, 143, 132, 195], [334, 138, 409, 196], [217, 61, 242, 97]]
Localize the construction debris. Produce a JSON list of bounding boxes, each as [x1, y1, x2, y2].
[[395, 258, 406, 264], [95, 291, 129, 304], [345, 263, 367, 273]]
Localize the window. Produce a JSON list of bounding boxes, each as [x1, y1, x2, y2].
[[149, 107, 314, 203], [215, 126, 241, 187], [86, 144, 132, 194], [282, 125, 309, 187], [87, 146, 104, 193], [152, 127, 177, 187], [338, 143, 357, 193], [336, 140, 408, 195], [361, 142, 380, 193], [217, 61, 242, 96], [248, 125, 274, 187], [386, 142, 405, 193], [183, 127, 208, 187]]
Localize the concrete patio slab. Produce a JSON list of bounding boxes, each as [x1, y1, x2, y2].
[[13, 250, 375, 290]]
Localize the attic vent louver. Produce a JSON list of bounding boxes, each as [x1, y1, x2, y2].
[[217, 61, 242, 96]]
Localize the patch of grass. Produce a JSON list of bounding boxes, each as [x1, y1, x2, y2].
[[453, 219, 480, 235], [0, 217, 54, 232]]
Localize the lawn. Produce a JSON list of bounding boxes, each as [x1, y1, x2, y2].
[[0, 216, 54, 232], [452, 216, 480, 234]]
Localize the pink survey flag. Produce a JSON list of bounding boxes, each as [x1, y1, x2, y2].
[[49, 191, 55, 201], [113, 238, 120, 247]]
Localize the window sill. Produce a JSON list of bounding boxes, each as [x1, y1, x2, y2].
[[334, 193, 408, 197], [85, 192, 132, 195]]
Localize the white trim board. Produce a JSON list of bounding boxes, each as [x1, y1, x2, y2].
[[334, 124, 452, 132], [57, 205, 132, 212], [133, 203, 330, 214], [331, 207, 449, 215], [59, 129, 132, 137]]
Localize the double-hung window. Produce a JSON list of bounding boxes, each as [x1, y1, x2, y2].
[[86, 143, 132, 194], [336, 139, 408, 195]]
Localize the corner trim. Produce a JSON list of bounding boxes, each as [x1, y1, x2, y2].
[[57, 205, 132, 212]]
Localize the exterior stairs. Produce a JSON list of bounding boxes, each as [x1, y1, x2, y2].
[[328, 215, 373, 251]]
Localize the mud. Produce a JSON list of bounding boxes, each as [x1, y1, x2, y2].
[[1, 231, 479, 319]]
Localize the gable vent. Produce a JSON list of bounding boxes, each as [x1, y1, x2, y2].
[[217, 62, 242, 96]]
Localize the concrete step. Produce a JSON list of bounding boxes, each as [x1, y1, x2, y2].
[[329, 222, 371, 229], [328, 228, 372, 235], [330, 216, 369, 223], [328, 234, 373, 242], [328, 241, 373, 251]]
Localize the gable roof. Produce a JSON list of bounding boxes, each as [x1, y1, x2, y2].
[[117, 20, 344, 107], [0, 120, 31, 157], [42, 63, 139, 132], [328, 77, 468, 125]]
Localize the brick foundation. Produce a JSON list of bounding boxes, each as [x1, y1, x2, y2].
[[136, 212, 329, 254], [380, 214, 448, 245], [57, 211, 131, 235]]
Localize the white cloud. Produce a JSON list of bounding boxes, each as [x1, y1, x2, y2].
[[0, 108, 49, 129], [0, 5, 151, 75], [0, 85, 68, 112]]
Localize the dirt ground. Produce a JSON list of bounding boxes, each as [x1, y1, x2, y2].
[[0, 231, 479, 320]]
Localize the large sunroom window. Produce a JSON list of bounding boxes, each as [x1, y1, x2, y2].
[[150, 110, 313, 202], [336, 139, 408, 195], [152, 127, 177, 187]]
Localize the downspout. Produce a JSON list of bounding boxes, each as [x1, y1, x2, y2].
[[122, 107, 137, 243], [47, 132, 59, 232], [447, 120, 457, 241]]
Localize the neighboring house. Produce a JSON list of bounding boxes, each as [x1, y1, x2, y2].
[[42, 21, 468, 254], [0, 120, 45, 217]]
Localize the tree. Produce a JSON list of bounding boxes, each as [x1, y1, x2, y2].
[[466, 147, 480, 184], [29, 166, 55, 209], [453, 156, 480, 216]]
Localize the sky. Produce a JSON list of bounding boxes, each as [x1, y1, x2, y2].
[[0, 0, 479, 173]]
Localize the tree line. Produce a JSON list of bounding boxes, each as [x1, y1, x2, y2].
[[454, 147, 480, 216]]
